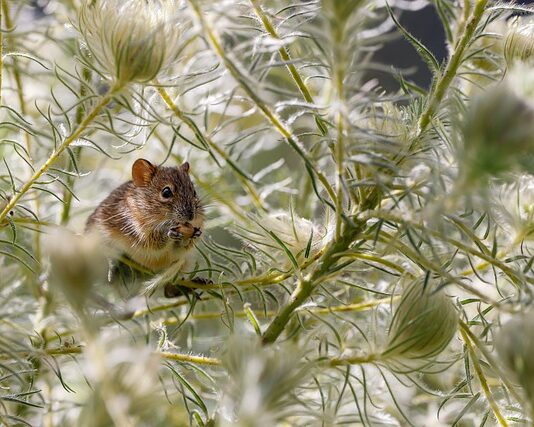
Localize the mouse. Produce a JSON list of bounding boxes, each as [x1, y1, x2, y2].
[[86, 158, 205, 296]]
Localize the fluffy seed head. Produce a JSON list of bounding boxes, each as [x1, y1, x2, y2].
[[48, 230, 110, 311], [237, 212, 329, 267], [78, 0, 184, 85], [219, 336, 310, 426], [505, 20, 534, 66], [382, 279, 458, 365], [493, 176, 534, 244], [496, 312, 534, 407], [460, 75, 534, 182]]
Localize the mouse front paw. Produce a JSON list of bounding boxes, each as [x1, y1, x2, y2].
[[167, 228, 184, 240]]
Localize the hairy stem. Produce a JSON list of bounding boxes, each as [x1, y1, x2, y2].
[[187, 0, 337, 206], [460, 327, 509, 427], [2, 0, 43, 263], [262, 223, 361, 344], [0, 85, 122, 223], [460, 320, 525, 407], [329, 353, 379, 367], [417, 0, 488, 133], [249, 0, 327, 135], [162, 297, 395, 326], [42, 346, 221, 366], [60, 67, 91, 225]]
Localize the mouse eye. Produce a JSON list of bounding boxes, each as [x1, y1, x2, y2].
[[161, 187, 173, 199]]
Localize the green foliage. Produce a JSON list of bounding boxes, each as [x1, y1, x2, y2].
[[1, 0, 534, 425]]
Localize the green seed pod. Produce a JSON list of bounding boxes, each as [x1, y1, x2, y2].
[[382, 280, 458, 363], [495, 313, 534, 407], [505, 22, 534, 66], [461, 82, 534, 182], [78, 0, 184, 85]]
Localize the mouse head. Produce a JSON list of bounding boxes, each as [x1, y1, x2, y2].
[[130, 159, 204, 236]]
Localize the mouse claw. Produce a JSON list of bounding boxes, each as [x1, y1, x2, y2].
[[192, 227, 202, 238]]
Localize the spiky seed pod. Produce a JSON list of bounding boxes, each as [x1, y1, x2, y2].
[[382, 280, 458, 363], [460, 81, 534, 182], [505, 22, 534, 66], [78, 0, 184, 86], [495, 313, 534, 409]]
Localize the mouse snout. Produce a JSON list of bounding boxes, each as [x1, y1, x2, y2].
[[184, 206, 195, 221]]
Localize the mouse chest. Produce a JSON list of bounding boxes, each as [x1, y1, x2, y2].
[[110, 231, 190, 271], [132, 241, 191, 271]]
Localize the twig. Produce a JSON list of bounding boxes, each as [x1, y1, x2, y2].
[[0, 84, 123, 223], [460, 326, 509, 427]]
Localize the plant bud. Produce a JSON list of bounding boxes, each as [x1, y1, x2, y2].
[[495, 313, 534, 407], [460, 81, 534, 182], [237, 212, 329, 267], [48, 231, 109, 311], [382, 280, 458, 363], [220, 335, 310, 426], [78, 0, 184, 85], [505, 22, 534, 66]]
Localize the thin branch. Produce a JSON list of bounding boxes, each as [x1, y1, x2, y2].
[[417, 0, 489, 133], [460, 327, 509, 427], [186, 0, 337, 206], [0, 84, 123, 223], [249, 0, 327, 135]]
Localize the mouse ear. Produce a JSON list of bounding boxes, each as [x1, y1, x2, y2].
[[181, 162, 190, 174], [132, 159, 156, 186]]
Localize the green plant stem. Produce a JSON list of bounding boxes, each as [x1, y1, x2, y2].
[[156, 85, 266, 211], [2, 0, 29, 154], [0, 85, 122, 223], [417, 0, 488, 133], [162, 296, 396, 326], [334, 88, 345, 241], [129, 248, 328, 320], [41, 346, 222, 366], [158, 351, 221, 366], [460, 327, 509, 427], [329, 353, 379, 367], [187, 0, 337, 206], [460, 320, 525, 407], [262, 223, 361, 344], [2, 0, 43, 263], [332, 13, 348, 241], [249, 0, 327, 135], [60, 67, 91, 225], [45, 297, 394, 346]]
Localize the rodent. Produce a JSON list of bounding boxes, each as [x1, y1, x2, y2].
[[86, 159, 204, 282]]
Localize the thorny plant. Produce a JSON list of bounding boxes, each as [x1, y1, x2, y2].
[[2, 0, 534, 425]]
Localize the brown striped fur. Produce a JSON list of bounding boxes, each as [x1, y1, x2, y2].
[[86, 159, 204, 272]]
